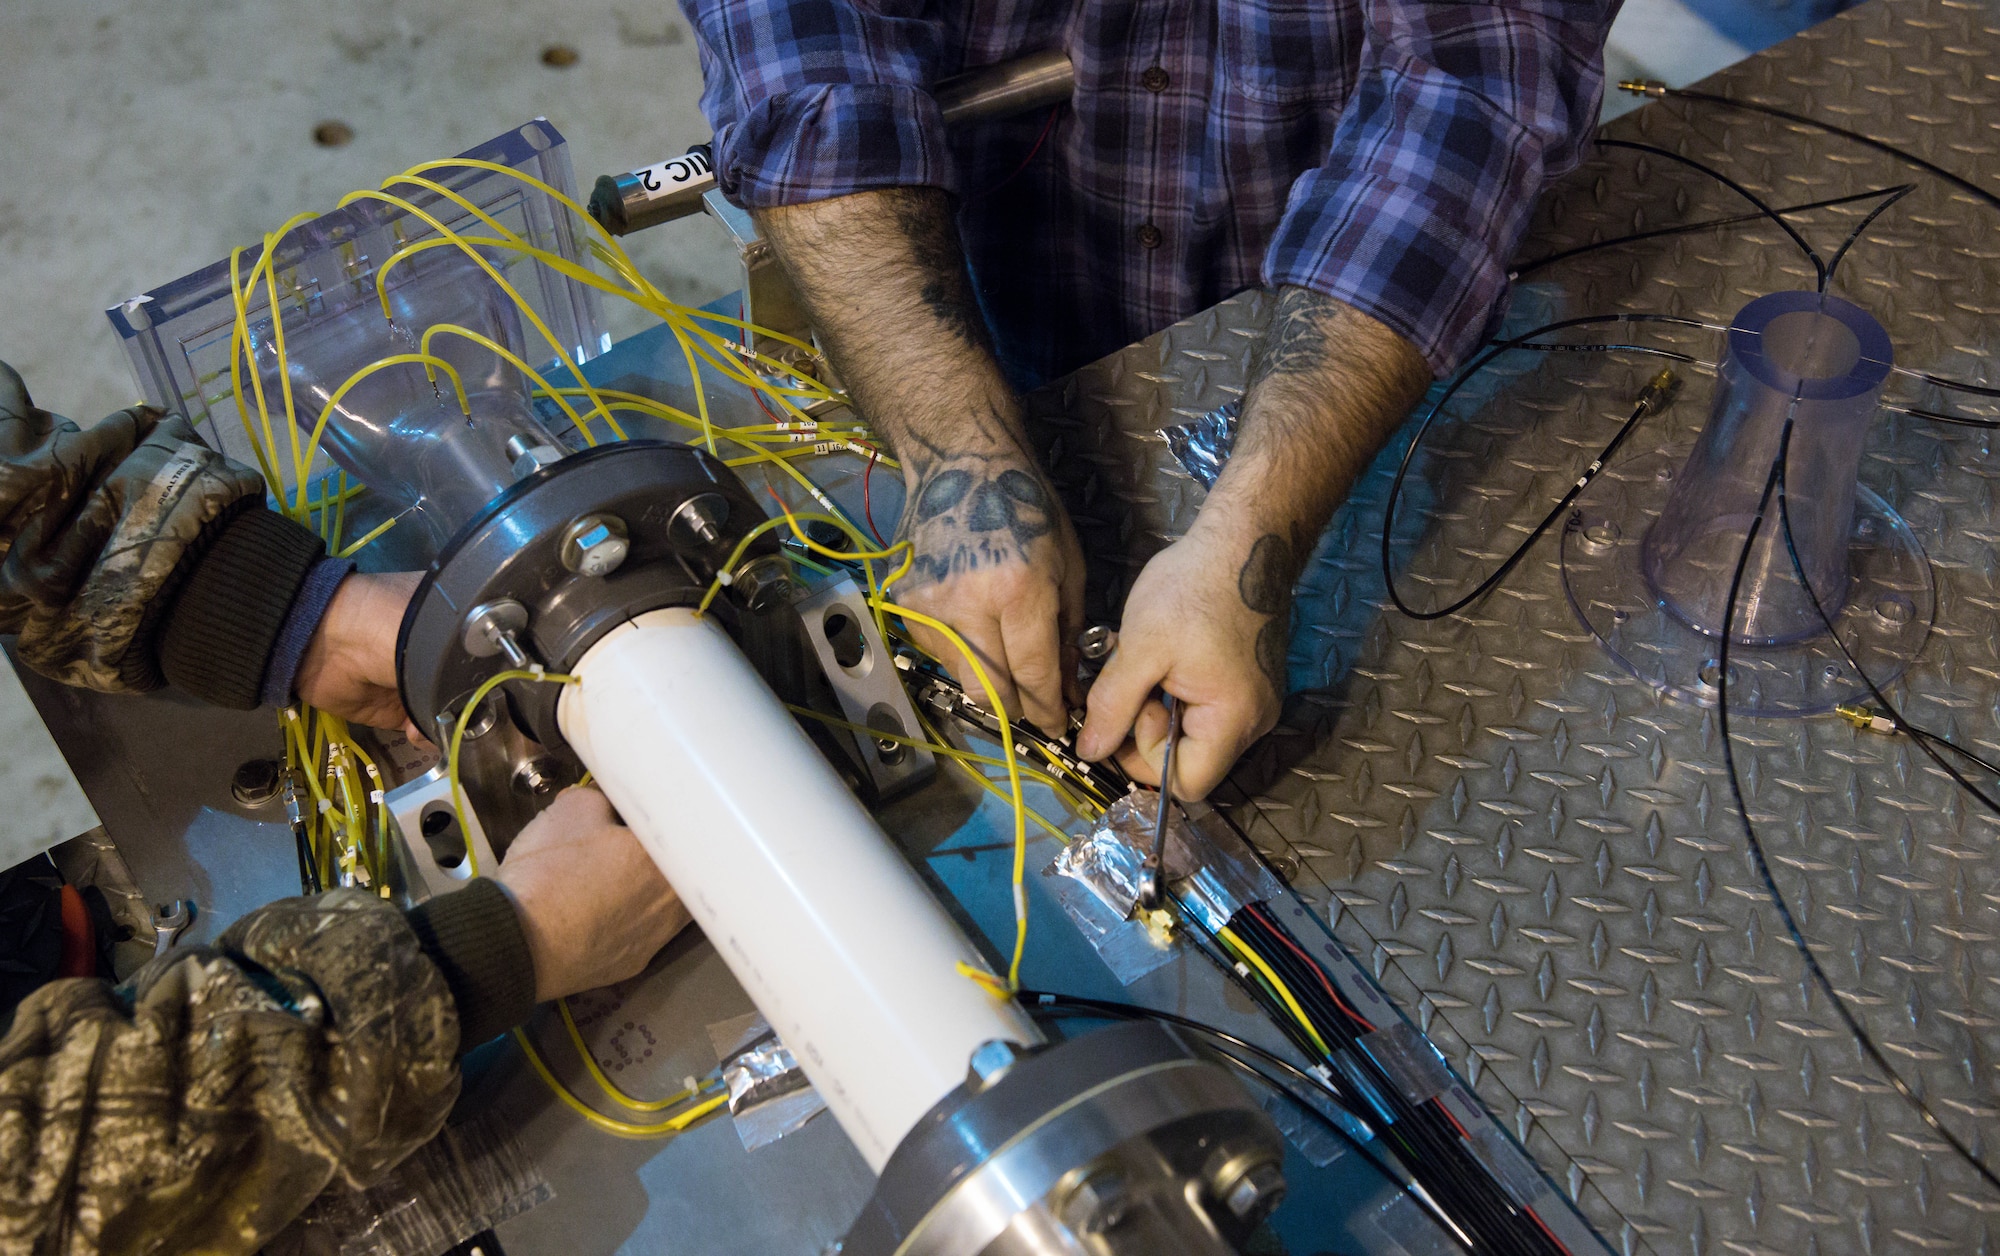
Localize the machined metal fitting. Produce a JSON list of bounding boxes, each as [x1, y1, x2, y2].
[[731, 553, 796, 612], [966, 1039, 1025, 1092], [1057, 1169, 1129, 1237], [1077, 624, 1118, 661], [462, 599, 532, 668], [560, 513, 630, 577], [668, 492, 731, 550], [506, 434, 567, 479]]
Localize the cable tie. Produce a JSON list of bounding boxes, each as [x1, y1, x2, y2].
[[717, 570, 735, 586], [318, 798, 332, 814]]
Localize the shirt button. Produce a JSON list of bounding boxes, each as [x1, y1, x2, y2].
[[1141, 65, 1169, 92], [1136, 223, 1163, 249]]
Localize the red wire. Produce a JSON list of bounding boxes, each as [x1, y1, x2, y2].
[[966, 106, 1061, 204], [1245, 902, 1376, 1031], [1440, 1088, 1576, 1256], [862, 448, 887, 544], [1525, 1206, 1571, 1255]]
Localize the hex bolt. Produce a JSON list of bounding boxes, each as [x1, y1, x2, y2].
[[1215, 1158, 1286, 1224], [1057, 1170, 1128, 1237], [1077, 624, 1118, 661], [731, 553, 796, 612], [513, 757, 562, 796], [966, 1038, 1024, 1091], [231, 758, 284, 808], [668, 492, 730, 550], [505, 434, 566, 479], [560, 513, 630, 577]]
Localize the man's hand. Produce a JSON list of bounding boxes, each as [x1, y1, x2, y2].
[[495, 786, 692, 1002], [1078, 288, 1433, 797], [892, 422, 1086, 733], [755, 188, 1084, 732], [295, 570, 421, 733], [1077, 516, 1292, 798]]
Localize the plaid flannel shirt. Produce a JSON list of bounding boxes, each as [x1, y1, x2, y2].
[[681, 0, 1620, 387]]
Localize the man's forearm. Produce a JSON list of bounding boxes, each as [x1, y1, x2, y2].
[[755, 189, 1059, 586], [755, 188, 1022, 458], [1199, 288, 1432, 684]]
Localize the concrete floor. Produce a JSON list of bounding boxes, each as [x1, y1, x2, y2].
[[0, 0, 1816, 866]]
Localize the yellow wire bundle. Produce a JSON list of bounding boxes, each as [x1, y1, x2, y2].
[[220, 143, 1087, 1135]]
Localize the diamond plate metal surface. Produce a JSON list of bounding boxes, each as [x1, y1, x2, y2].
[[1027, 2, 2000, 1252]]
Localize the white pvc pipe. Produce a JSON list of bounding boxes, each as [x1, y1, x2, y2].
[[558, 607, 1043, 1169]]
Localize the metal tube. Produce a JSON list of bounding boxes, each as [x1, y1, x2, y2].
[[591, 49, 1074, 235], [934, 47, 1073, 128]]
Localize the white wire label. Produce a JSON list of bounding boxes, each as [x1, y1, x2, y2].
[[635, 149, 714, 201]]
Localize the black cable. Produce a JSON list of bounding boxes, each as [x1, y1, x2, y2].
[[1769, 452, 2000, 821], [1160, 890, 1525, 1253], [1023, 994, 1481, 1254], [1654, 86, 2000, 216], [1383, 323, 1703, 621], [1713, 421, 2000, 1197], [1820, 184, 1917, 290], [1885, 404, 2000, 432], [1905, 726, 2000, 780], [1596, 139, 1825, 285], [1510, 342, 1698, 363], [1511, 186, 1911, 281], [1227, 909, 1562, 1256], [1897, 369, 2000, 401]]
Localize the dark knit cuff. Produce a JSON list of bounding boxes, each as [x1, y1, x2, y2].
[[158, 508, 327, 709], [259, 556, 355, 707], [406, 878, 537, 1054]]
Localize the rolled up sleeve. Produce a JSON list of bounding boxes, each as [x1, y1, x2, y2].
[[680, 0, 956, 207], [1263, 0, 1619, 376]]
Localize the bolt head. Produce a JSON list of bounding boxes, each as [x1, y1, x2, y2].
[[1219, 1161, 1285, 1224], [731, 554, 796, 612], [231, 758, 284, 808], [1057, 1171, 1128, 1236], [513, 758, 561, 796], [1077, 625, 1118, 661], [966, 1038, 1023, 1090], [561, 514, 630, 578]]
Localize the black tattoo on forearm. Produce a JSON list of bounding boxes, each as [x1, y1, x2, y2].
[[1246, 286, 1340, 388], [1238, 532, 1295, 698], [889, 191, 993, 354], [752, 187, 1069, 595]]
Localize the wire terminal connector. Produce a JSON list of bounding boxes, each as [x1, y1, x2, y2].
[[1835, 703, 1898, 734], [1619, 79, 1668, 97], [1636, 368, 1683, 416]]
